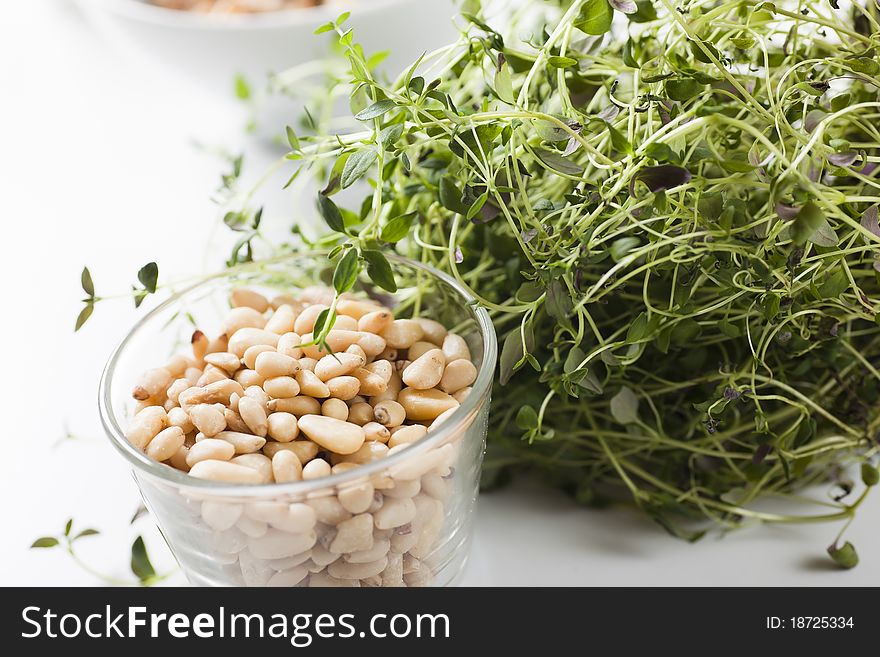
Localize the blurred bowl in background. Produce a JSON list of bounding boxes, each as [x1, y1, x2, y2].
[[78, 0, 459, 96]]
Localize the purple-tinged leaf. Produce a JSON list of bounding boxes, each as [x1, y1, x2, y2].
[[596, 105, 620, 122], [775, 203, 800, 220], [861, 205, 880, 239], [609, 0, 637, 14], [828, 151, 858, 167], [454, 246, 464, 264], [631, 165, 691, 193], [804, 109, 825, 133], [522, 228, 538, 243]]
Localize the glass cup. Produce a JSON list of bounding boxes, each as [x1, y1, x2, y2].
[[98, 253, 496, 587]]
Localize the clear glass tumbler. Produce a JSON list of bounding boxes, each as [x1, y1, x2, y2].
[[98, 253, 496, 587]]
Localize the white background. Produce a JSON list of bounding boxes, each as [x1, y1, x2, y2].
[[1, 0, 877, 586]]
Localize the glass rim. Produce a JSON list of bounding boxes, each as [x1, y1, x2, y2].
[[92, 0, 417, 31], [98, 252, 497, 497]]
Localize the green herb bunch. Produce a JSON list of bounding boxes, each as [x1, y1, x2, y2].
[[280, 0, 880, 561]]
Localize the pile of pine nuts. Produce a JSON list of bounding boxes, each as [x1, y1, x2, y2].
[[125, 285, 479, 586]]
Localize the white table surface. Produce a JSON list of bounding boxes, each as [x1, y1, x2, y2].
[[2, 0, 877, 587]]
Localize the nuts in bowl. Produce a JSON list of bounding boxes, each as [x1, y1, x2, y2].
[[100, 254, 496, 587]]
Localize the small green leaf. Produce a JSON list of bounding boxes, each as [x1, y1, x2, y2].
[[64, 519, 73, 536], [363, 250, 397, 292], [665, 78, 705, 102], [312, 307, 337, 338], [314, 22, 335, 35], [75, 302, 94, 332], [81, 267, 94, 297], [791, 201, 824, 245], [439, 176, 469, 214], [574, 0, 613, 35], [137, 262, 159, 294], [831, 93, 851, 113], [74, 529, 100, 540], [31, 537, 59, 549], [548, 56, 579, 69], [285, 125, 300, 151], [534, 148, 585, 176], [380, 212, 417, 243], [465, 192, 489, 221], [332, 249, 360, 294], [515, 405, 539, 430], [861, 462, 879, 487], [827, 541, 858, 569], [499, 322, 535, 385], [233, 74, 251, 101], [610, 387, 640, 424], [354, 99, 397, 121], [627, 312, 649, 342], [495, 58, 515, 103], [316, 194, 346, 233], [607, 124, 633, 156], [808, 218, 839, 247], [340, 149, 378, 189], [380, 124, 404, 151], [610, 236, 640, 261], [130, 536, 156, 582]]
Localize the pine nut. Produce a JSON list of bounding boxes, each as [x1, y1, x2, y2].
[[358, 309, 394, 334], [224, 407, 250, 434], [301, 330, 364, 359], [329, 514, 374, 553], [388, 424, 427, 448], [201, 501, 243, 531], [203, 351, 240, 374], [276, 332, 304, 359], [346, 343, 367, 361], [405, 341, 434, 361], [237, 515, 268, 538], [452, 386, 472, 403], [231, 453, 273, 483], [338, 482, 375, 514], [168, 406, 195, 433], [248, 529, 317, 560], [315, 353, 364, 381], [145, 426, 185, 462], [442, 333, 471, 362], [332, 462, 360, 475], [414, 318, 448, 346], [263, 376, 299, 399], [230, 288, 269, 313], [255, 351, 300, 379], [206, 334, 229, 356], [402, 348, 446, 390], [334, 315, 359, 331], [166, 378, 190, 406], [337, 298, 383, 319], [373, 400, 406, 427], [295, 369, 330, 398], [429, 407, 459, 430], [237, 397, 268, 437], [350, 368, 387, 396], [215, 430, 266, 454], [326, 376, 360, 400], [381, 319, 424, 349], [363, 421, 391, 443], [438, 358, 477, 394], [263, 440, 318, 463], [243, 344, 274, 370], [168, 445, 190, 472], [383, 478, 421, 499], [364, 359, 393, 383], [347, 402, 374, 426], [334, 441, 389, 465], [322, 398, 349, 421], [266, 566, 309, 587], [271, 450, 303, 483], [164, 354, 190, 378], [381, 553, 404, 586], [265, 304, 296, 335], [132, 367, 172, 401], [398, 388, 459, 421], [356, 332, 387, 358], [370, 369, 402, 405], [270, 294, 301, 311], [293, 304, 329, 335], [125, 406, 168, 451], [268, 395, 321, 416], [298, 357, 317, 372], [186, 439, 235, 466], [189, 459, 264, 483], [221, 306, 267, 337], [345, 539, 390, 564], [244, 385, 270, 409], [234, 368, 264, 388], [228, 328, 280, 358], [298, 415, 365, 455], [308, 496, 352, 525], [374, 497, 416, 530], [267, 412, 299, 442], [189, 403, 227, 437], [302, 457, 332, 480], [191, 330, 209, 363], [197, 366, 229, 387]]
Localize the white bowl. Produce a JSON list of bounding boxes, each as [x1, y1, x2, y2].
[[78, 0, 459, 94]]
